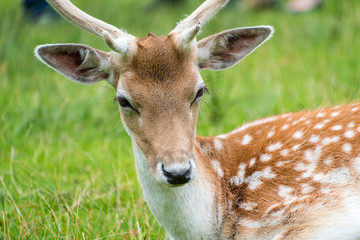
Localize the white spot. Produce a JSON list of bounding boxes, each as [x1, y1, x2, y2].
[[357, 126, 360, 133], [249, 158, 256, 167], [260, 154, 272, 162], [332, 125, 342, 131], [324, 158, 333, 165], [280, 149, 289, 156], [351, 107, 359, 112], [331, 111, 340, 117], [292, 144, 301, 151], [301, 183, 314, 194], [211, 160, 224, 177], [342, 143, 352, 153], [294, 162, 307, 172], [217, 134, 227, 139], [353, 157, 360, 173], [239, 202, 258, 211], [322, 136, 340, 145], [281, 124, 289, 130], [214, 139, 223, 151], [267, 131, 275, 138], [323, 119, 331, 124], [313, 173, 326, 182], [305, 146, 323, 162], [314, 123, 325, 129], [276, 161, 284, 167], [292, 120, 300, 125], [246, 167, 276, 190], [316, 112, 325, 118], [267, 142, 283, 152], [305, 120, 311, 124], [230, 163, 246, 185], [344, 130, 355, 139], [295, 146, 322, 178], [293, 131, 303, 139], [242, 134, 253, 145], [348, 122, 355, 128], [278, 185, 296, 202], [309, 135, 320, 143]]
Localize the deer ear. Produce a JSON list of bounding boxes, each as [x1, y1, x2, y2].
[[35, 44, 112, 85], [197, 26, 274, 71]]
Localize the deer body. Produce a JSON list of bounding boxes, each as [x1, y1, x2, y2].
[[35, 0, 360, 239], [134, 103, 360, 239]]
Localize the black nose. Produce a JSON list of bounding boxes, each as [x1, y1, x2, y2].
[[162, 163, 192, 185]]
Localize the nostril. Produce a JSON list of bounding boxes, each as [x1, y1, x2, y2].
[[161, 163, 192, 185]]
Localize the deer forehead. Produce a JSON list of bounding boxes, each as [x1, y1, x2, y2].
[[117, 35, 202, 106], [129, 34, 198, 81]]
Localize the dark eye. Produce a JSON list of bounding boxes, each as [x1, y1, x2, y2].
[[118, 97, 132, 108], [191, 87, 207, 105], [115, 97, 140, 114], [196, 88, 205, 99]]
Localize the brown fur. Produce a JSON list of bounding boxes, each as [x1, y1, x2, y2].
[[117, 35, 201, 171]]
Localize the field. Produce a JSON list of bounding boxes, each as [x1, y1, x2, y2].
[[1, 0, 360, 239]]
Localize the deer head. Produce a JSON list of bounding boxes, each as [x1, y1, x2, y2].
[[35, 0, 273, 186]]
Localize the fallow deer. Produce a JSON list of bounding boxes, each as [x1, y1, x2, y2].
[[35, 0, 360, 239]]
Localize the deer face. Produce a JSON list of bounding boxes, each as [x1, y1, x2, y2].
[[35, 0, 273, 187], [115, 35, 203, 185]]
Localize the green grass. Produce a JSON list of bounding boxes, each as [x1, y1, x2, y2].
[[1, 0, 360, 239]]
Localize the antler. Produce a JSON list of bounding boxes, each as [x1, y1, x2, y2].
[[170, 0, 229, 49], [46, 0, 137, 55]]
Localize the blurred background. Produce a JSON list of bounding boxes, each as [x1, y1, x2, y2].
[[1, 0, 360, 239]]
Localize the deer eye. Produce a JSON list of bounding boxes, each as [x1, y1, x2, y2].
[[118, 97, 131, 108], [191, 87, 207, 105], [196, 88, 205, 99], [116, 96, 139, 113]]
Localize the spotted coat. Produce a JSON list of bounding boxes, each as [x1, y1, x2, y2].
[[196, 102, 360, 239]]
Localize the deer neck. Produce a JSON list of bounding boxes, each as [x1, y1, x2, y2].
[[132, 140, 221, 239]]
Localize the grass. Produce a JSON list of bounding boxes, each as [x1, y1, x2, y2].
[[1, 0, 360, 239]]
